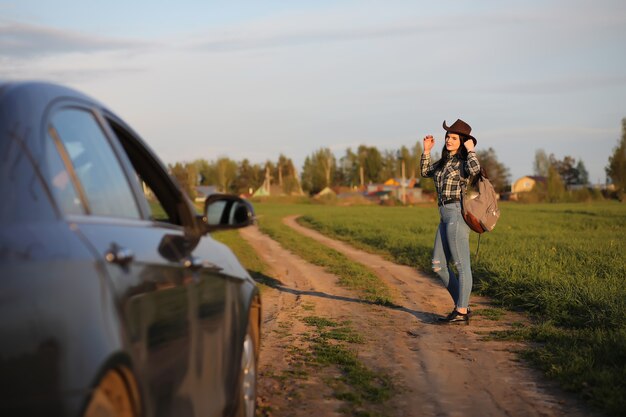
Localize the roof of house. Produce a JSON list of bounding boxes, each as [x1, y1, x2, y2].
[[314, 187, 336, 198], [516, 175, 546, 182], [196, 185, 219, 197], [384, 177, 418, 187]]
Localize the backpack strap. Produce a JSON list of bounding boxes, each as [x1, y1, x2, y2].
[[459, 158, 476, 201], [460, 161, 483, 259]]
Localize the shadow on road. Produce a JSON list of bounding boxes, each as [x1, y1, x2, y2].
[[250, 269, 436, 324]]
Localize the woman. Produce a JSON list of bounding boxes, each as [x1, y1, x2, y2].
[[421, 119, 481, 324]]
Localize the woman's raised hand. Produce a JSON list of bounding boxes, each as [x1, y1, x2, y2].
[[423, 135, 435, 153]]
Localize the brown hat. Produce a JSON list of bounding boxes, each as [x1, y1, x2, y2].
[[443, 119, 477, 146]]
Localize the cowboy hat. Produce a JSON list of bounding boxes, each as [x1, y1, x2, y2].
[[442, 119, 477, 146]]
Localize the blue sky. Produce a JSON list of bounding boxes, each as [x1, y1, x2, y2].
[[2, 0, 625, 184]]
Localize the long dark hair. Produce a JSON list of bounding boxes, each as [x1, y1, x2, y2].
[[431, 134, 471, 171]]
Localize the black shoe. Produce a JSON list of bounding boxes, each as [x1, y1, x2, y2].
[[437, 309, 470, 324], [437, 308, 456, 322], [437, 307, 470, 320]]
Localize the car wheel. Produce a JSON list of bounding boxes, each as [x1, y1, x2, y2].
[[83, 367, 141, 417], [234, 316, 258, 417]]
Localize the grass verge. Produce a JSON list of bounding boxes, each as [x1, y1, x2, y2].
[[211, 229, 280, 290]]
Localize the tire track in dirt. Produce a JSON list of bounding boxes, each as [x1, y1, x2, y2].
[[240, 219, 597, 417]]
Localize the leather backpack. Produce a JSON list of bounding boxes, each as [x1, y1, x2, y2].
[[461, 170, 500, 234]]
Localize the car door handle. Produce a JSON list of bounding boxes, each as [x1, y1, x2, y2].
[[105, 244, 134, 265], [183, 256, 223, 272]]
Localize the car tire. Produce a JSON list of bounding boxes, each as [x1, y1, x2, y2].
[[233, 312, 259, 417]]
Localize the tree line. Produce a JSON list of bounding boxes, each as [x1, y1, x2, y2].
[[168, 117, 626, 202], [168, 142, 512, 199], [606, 118, 626, 200], [526, 150, 596, 202], [524, 117, 626, 202]]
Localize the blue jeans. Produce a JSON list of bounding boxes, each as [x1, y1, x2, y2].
[[432, 202, 473, 309]]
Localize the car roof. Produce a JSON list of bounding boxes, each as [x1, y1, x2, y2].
[[0, 81, 115, 175], [0, 80, 100, 104], [0, 82, 10, 98]]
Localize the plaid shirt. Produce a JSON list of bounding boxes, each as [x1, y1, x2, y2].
[[420, 151, 481, 201]]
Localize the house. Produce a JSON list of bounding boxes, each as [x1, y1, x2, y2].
[[383, 177, 419, 188], [385, 177, 427, 203], [314, 187, 336, 199], [363, 178, 428, 204], [512, 176, 546, 193], [195, 185, 219, 203], [510, 176, 546, 200], [252, 184, 287, 198]]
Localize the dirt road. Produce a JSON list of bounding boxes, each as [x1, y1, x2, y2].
[[239, 216, 595, 417]]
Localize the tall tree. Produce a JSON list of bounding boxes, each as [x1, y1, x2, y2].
[[301, 156, 314, 193], [606, 118, 626, 197], [412, 141, 423, 179], [234, 159, 263, 194], [276, 154, 302, 195], [259, 160, 275, 193], [169, 162, 197, 200], [535, 150, 589, 186], [415, 141, 435, 191], [215, 157, 238, 193], [193, 159, 212, 185], [338, 148, 359, 187], [320, 148, 335, 188], [396, 146, 412, 180], [550, 154, 580, 186], [475, 147, 511, 193], [300, 148, 336, 194], [546, 164, 566, 202], [357, 145, 368, 187], [381, 149, 397, 181], [576, 160, 589, 185], [533, 149, 551, 177], [547, 154, 592, 186], [357, 145, 383, 184], [276, 154, 289, 188]]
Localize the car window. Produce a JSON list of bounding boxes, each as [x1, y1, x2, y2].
[[45, 128, 85, 215], [49, 108, 140, 219], [105, 118, 184, 226], [137, 175, 170, 223]]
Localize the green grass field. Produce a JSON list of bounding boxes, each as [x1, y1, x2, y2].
[[249, 200, 626, 416]]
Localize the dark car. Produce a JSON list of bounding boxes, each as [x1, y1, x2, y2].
[[0, 81, 261, 417]]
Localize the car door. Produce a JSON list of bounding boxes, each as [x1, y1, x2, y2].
[[102, 114, 240, 417], [45, 104, 196, 417]]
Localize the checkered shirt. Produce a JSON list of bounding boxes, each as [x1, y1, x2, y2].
[[420, 151, 481, 201]]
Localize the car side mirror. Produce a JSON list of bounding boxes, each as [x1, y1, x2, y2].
[[202, 194, 255, 233]]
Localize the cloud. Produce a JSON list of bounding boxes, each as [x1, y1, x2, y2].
[[190, 22, 431, 52], [0, 21, 151, 58], [0, 63, 146, 83], [487, 75, 626, 95], [183, 1, 626, 54], [380, 74, 626, 98], [483, 125, 617, 138], [0, 21, 154, 82]]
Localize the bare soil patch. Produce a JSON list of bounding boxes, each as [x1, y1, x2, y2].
[[240, 217, 598, 417]]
